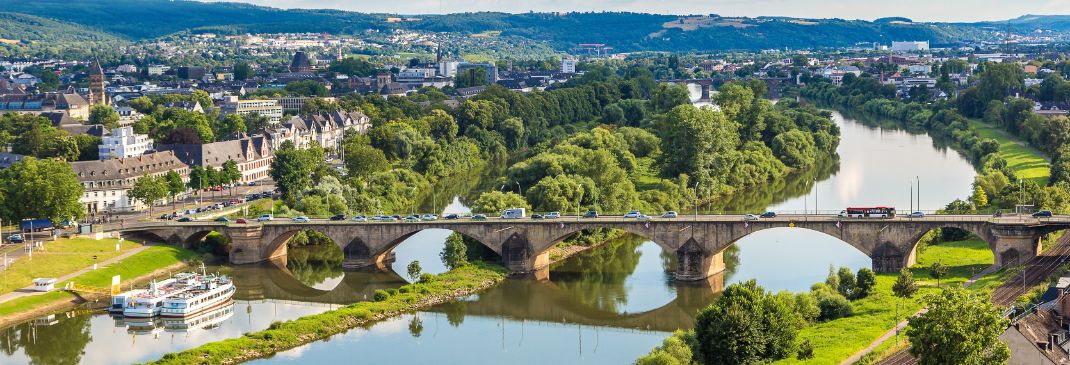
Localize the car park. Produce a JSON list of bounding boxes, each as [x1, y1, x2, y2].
[[743, 214, 759, 221], [292, 216, 311, 223], [545, 212, 561, 219], [329, 214, 347, 221], [760, 211, 777, 218], [583, 210, 599, 218], [661, 211, 678, 218], [623, 210, 641, 218]]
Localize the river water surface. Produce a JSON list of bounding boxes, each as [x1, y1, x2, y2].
[[0, 111, 978, 365]]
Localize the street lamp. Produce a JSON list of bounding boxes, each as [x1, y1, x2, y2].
[[515, 181, 522, 196], [410, 187, 418, 216]]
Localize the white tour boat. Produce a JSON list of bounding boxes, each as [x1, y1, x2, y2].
[[121, 272, 203, 318], [160, 273, 235, 318]]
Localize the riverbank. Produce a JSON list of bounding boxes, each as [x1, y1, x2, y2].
[[146, 262, 508, 365], [966, 119, 1051, 184], [0, 244, 200, 328]]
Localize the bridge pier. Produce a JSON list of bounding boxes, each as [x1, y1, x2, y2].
[[991, 226, 1043, 268], [228, 226, 285, 265], [675, 238, 725, 281]]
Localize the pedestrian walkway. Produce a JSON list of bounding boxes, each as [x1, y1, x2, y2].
[[0, 245, 149, 305]]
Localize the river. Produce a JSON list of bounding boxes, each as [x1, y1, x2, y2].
[[0, 111, 978, 365]]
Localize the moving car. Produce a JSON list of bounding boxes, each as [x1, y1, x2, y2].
[[215, 217, 230, 222], [291, 216, 311, 223], [351, 215, 368, 222], [760, 211, 777, 218], [661, 211, 678, 218], [472, 214, 488, 220], [422, 214, 438, 221], [444, 214, 460, 220], [636, 213, 651, 220], [235, 219, 248, 224], [501, 208, 526, 219], [623, 210, 642, 218], [7, 234, 25, 243], [1033, 210, 1054, 218], [531, 214, 544, 219], [583, 210, 599, 218], [256, 214, 274, 222], [545, 212, 561, 219], [743, 214, 759, 221], [178, 217, 194, 222], [405, 215, 421, 222], [329, 214, 347, 221], [909, 211, 926, 218]]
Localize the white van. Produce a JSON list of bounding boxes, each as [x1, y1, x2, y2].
[[501, 208, 526, 219]]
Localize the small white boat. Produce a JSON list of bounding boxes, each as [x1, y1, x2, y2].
[[163, 300, 235, 332], [109, 289, 145, 314], [160, 274, 235, 318], [121, 272, 202, 318]]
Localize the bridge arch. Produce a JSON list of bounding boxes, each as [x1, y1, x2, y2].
[[339, 225, 503, 271]]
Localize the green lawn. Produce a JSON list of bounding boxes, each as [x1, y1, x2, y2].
[[0, 245, 199, 317], [773, 239, 998, 365], [967, 119, 1050, 185], [0, 237, 140, 295]]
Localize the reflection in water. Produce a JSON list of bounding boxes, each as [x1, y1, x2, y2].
[[286, 245, 344, 291], [1, 314, 92, 365]]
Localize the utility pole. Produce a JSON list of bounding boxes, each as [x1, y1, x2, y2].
[[916, 176, 920, 212]]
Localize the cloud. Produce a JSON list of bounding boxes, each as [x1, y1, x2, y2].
[[208, 0, 1058, 22]]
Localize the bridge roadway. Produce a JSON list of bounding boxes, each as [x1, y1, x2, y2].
[[121, 214, 1070, 281]]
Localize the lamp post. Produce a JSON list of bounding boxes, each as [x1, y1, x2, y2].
[[410, 187, 418, 216], [515, 181, 522, 196]]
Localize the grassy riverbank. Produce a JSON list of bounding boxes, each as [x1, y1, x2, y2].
[[966, 119, 1051, 185], [0, 245, 199, 326], [146, 262, 508, 365], [0, 237, 140, 295]]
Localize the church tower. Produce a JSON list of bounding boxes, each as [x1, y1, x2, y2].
[[88, 59, 107, 105]]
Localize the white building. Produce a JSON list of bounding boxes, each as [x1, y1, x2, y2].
[[891, 41, 930, 52], [906, 64, 932, 75], [99, 127, 153, 160], [71, 151, 190, 214], [561, 58, 577, 74], [147, 65, 171, 76], [397, 68, 437, 82], [219, 96, 284, 124], [272, 96, 337, 112]]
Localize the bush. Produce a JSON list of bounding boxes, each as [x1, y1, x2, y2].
[[815, 291, 853, 321], [419, 273, 437, 283], [854, 268, 877, 299], [373, 289, 390, 302], [797, 339, 815, 360]]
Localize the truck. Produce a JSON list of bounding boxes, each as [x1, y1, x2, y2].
[[20, 219, 53, 233], [501, 208, 526, 219]]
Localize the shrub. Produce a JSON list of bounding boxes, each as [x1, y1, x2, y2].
[[419, 273, 436, 283], [373, 289, 390, 301], [815, 291, 853, 321], [797, 339, 815, 360]]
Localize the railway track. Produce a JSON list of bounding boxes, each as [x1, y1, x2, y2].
[[873, 234, 1070, 365]]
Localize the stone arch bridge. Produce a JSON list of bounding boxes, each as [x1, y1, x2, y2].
[[121, 215, 1070, 281]]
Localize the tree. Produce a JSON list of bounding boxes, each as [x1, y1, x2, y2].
[[906, 288, 1010, 365], [406, 260, 422, 282], [165, 170, 185, 210], [425, 109, 458, 142], [928, 261, 948, 286], [344, 142, 389, 179], [270, 141, 315, 198], [88, 105, 120, 130], [854, 268, 877, 299], [971, 185, 989, 208], [651, 83, 691, 113], [128, 175, 168, 216], [329, 57, 377, 77], [771, 130, 818, 168], [408, 315, 424, 338], [218, 114, 247, 138], [892, 267, 918, 298], [836, 266, 856, 298], [221, 160, 242, 196], [0, 157, 84, 223], [472, 191, 530, 214], [233, 62, 254, 80], [694, 280, 799, 364], [285, 80, 329, 97], [440, 233, 468, 269], [797, 339, 815, 360]]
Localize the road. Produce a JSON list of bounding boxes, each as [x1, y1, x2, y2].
[[874, 232, 1070, 365]]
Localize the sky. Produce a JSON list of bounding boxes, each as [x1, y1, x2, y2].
[[211, 0, 1070, 22]]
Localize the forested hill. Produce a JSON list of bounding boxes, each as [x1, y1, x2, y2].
[[0, 12, 120, 44], [0, 0, 1065, 51]]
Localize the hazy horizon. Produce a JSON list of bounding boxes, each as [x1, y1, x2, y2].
[[205, 0, 1070, 23]]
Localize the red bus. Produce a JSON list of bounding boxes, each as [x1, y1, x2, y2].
[[843, 207, 895, 218]]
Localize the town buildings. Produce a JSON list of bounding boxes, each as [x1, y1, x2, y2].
[[158, 135, 274, 183], [99, 126, 153, 160], [71, 151, 190, 214], [218, 96, 283, 124]]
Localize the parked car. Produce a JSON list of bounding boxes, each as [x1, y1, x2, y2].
[[178, 217, 194, 222], [291, 216, 311, 223], [623, 210, 642, 218], [583, 210, 599, 218], [743, 214, 759, 221], [1033, 210, 1054, 218], [235, 218, 248, 224], [760, 211, 777, 218], [422, 214, 438, 221], [444, 214, 460, 220], [531, 214, 544, 219], [248, 181, 257, 186], [329, 214, 347, 221], [215, 217, 230, 222], [351, 215, 368, 222], [661, 211, 678, 219], [545, 211, 561, 219], [909, 211, 926, 218], [256, 214, 274, 222], [7, 234, 25, 243], [472, 214, 488, 220]]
